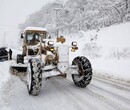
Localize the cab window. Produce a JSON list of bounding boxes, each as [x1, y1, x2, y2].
[[42, 33, 47, 39], [26, 33, 40, 45]]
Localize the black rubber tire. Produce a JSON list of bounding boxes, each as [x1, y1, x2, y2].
[[27, 58, 42, 96], [72, 56, 92, 88], [17, 54, 24, 64]]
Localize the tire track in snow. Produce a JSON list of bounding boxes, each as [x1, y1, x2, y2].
[[8, 76, 92, 110], [89, 84, 130, 108], [91, 78, 130, 100], [0, 76, 14, 110], [51, 77, 117, 110], [84, 86, 129, 110], [93, 76, 130, 91], [90, 83, 130, 106], [1, 73, 130, 110], [62, 76, 130, 110], [82, 77, 130, 110], [49, 78, 96, 110], [93, 74, 130, 86]]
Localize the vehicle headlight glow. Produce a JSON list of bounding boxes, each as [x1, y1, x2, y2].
[[48, 41, 54, 46]]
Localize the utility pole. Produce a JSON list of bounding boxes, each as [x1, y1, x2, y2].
[[53, 8, 61, 38]]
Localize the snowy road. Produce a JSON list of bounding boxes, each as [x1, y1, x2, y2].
[[0, 61, 130, 110]]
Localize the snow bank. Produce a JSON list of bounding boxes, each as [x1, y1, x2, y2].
[[97, 23, 130, 49], [91, 58, 130, 82], [0, 48, 21, 88], [0, 61, 11, 88], [65, 22, 130, 82]]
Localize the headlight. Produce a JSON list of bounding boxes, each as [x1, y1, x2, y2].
[[71, 41, 78, 52], [71, 41, 77, 46], [50, 47, 55, 52], [48, 41, 54, 46]]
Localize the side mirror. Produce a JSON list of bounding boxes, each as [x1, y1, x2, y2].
[[21, 33, 24, 39], [48, 36, 51, 39]]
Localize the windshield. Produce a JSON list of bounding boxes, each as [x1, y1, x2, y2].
[[42, 33, 46, 39], [25, 32, 47, 45], [26, 33, 40, 45]]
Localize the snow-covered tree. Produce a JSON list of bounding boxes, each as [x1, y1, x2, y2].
[[19, 0, 130, 34]]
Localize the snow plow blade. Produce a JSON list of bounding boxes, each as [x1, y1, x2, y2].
[[10, 65, 27, 76]]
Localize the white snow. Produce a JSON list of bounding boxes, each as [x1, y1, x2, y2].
[[24, 27, 47, 33], [0, 21, 130, 109], [0, 61, 11, 88], [64, 23, 130, 82], [87, 23, 130, 82], [0, 67, 130, 110], [91, 58, 130, 82]]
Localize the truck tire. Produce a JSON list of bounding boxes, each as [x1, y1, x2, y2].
[[72, 56, 92, 88], [17, 54, 24, 64], [27, 58, 42, 96]]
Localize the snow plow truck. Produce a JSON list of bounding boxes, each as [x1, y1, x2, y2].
[[10, 27, 92, 96]]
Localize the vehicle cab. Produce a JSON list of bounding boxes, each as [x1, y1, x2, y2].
[[21, 27, 48, 56], [21, 27, 48, 46]]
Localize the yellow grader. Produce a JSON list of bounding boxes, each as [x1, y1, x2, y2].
[[10, 27, 92, 96]]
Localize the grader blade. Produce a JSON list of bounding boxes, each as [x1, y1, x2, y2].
[[10, 66, 27, 76]]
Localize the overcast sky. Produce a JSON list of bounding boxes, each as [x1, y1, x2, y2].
[[0, 0, 57, 47], [0, 0, 55, 27]]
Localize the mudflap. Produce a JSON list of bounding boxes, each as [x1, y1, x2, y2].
[[10, 66, 27, 76]]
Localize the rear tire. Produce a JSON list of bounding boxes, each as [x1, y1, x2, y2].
[[17, 54, 24, 64], [27, 58, 42, 96], [72, 56, 92, 88]]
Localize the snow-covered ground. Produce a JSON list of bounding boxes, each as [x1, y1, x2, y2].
[[0, 61, 11, 89], [65, 22, 130, 82], [0, 61, 130, 110], [0, 22, 130, 110]]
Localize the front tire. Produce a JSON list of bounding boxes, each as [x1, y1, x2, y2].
[[72, 56, 92, 88], [27, 58, 42, 96]]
